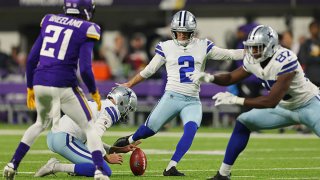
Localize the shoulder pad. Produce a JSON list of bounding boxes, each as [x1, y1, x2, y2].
[[86, 24, 101, 40], [40, 14, 52, 27]]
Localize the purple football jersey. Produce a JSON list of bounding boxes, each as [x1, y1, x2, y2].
[[31, 14, 101, 88]]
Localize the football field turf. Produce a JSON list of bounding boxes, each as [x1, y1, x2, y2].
[[1, 126, 320, 179]]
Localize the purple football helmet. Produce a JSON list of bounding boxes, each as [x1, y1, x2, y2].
[[63, 0, 95, 21]]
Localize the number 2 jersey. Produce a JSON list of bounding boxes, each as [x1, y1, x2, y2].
[[243, 46, 320, 110], [140, 38, 244, 97], [26, 14, 100, 92]]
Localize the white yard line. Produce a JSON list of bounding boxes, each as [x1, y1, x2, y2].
[[1, 148, 320, 156], [0, 130, 318, 139]]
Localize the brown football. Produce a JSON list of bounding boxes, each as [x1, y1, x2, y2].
[[130, 148, 147, 176]]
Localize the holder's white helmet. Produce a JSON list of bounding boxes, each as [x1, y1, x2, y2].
[[243, 25, 279, 64], [107, 86, 137, 122]]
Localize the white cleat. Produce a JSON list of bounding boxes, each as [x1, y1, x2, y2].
[[34, 158, 59, 177], [3, 163, 16, 180], [94, 169, 110, 180]]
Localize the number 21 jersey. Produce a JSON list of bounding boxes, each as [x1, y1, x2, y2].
[[33, 14, 100, 88]]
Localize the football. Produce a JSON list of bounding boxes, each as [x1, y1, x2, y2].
[[130, 148, 147, 176]]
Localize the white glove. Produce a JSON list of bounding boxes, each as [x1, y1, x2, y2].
[[189, 72, 215, 84], [212, 92, 245, 106]]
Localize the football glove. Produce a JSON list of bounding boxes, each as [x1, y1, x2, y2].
[[27, 88, 36, 110], [212, 92, 245, 106], [91, 90, 101, 111], [189, 72, 215, 84]]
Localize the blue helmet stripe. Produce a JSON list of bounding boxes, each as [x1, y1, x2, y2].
[[179, 11, 183, 26], [181, 10, 186, 27]]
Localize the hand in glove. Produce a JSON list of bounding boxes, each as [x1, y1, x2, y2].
[[189, 72, 214, 84], [27, 88, 36, 110], [91, 90, 102, 110], [212, 92, 245, 106]]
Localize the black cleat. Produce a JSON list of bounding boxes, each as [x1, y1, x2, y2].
[[163, 166, 185, 176], [113, 135, 131, 147], [207, 171, 230, 180]]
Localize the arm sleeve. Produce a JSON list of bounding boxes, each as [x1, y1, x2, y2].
[[208, 46, 244, 61], [26, 34, 43, 88], [139, 54, 165, 78], [79, 40, 97, 93]]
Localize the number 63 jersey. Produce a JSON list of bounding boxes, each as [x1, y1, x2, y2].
[[243, 47, 319, 109], [140, 38, 243, 97], [33, 14, 100, 88]]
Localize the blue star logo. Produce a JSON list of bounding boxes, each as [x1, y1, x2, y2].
[[267, 32, 273, 38], [123, 90, 132, 99]]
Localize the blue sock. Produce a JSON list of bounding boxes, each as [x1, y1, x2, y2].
[[11, 142, 30, 169], [74, 163, 96, 177], [132, 125, 156, 141], [91, 151, 112, 176], [171, 121, 198, 162], [223, 121, 251, 165]]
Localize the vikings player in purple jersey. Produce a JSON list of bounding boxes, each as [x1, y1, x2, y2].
[[3, 0, 110, 180]]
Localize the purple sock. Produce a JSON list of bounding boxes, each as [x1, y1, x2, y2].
[[91, 150, 112, 176], [74, 163, 96, 177], [10, 142, 30, 169]]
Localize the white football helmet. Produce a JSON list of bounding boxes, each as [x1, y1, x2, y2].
[[171, 10, 197, 47], [107, 86, 137, 121], [243, 25, 279, 63]]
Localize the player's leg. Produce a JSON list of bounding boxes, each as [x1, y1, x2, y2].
[[298, 96, 320, 136], [211, 107, 297, 179], [164, 98, 201, 176], [4, 86, 58, 179], [115, 91, 181, 146], [36, 131, 97, 177], [60, 87, 111, 177]]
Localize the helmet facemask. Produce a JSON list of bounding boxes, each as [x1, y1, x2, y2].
[[171, 31, 195, 47]]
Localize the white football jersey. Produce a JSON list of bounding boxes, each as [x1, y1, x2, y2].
[[141, 38, 243, 97], [243, 47, 319, 109], [54, 99, 120, 142]]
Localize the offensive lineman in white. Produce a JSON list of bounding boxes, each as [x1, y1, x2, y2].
[[113, 10, 244, 176], [190, 25, 320, 180], [34, 86, 139, 178]]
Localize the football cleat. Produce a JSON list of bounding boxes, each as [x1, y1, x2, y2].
[[207, 171, 231, 180], [113, 135, 132, 147], [94, 169, 110, 180], [34, 158, 59, 177], [163, 166, 185, 176], [3, 163, 16, 180]]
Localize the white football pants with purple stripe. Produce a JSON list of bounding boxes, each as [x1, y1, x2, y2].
[[22, 85, 102, 155], [47, 131, 93, 163]]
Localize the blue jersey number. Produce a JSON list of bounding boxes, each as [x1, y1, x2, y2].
[[275, 50, 291, 63], [178, 56, 194, 83]]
